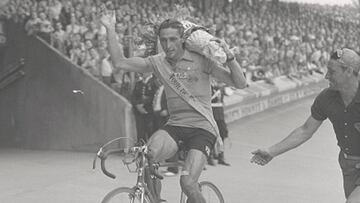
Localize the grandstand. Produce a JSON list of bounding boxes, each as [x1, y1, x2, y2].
[[0, 0, 357, 150]]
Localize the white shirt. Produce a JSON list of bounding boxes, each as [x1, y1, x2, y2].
[[101, 57, 113, 77]]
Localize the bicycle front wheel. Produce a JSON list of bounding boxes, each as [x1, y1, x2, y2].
[[180, 181, 225, 203], [101, 187, 153, 203]]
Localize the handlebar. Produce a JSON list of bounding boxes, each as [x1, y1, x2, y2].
[[93, 148, 127, 179], [93, 142, 183, 180], [92, 137, 137, 179], [101, 157, 116, 179]]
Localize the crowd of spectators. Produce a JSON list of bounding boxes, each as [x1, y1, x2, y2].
[[2, 0, 360, 169], [1, 0, 360, 95]]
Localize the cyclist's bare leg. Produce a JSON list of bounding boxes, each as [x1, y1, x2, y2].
[[147, 130, 178, 201], [147, 129, 178, 162], [180, 149, 207, 203], [347, 186, 360, 203]]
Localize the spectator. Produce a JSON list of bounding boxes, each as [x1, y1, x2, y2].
[[99, 49, 113, 86], [37, 12, 54, 43], [66, 13, 80, 35], [82, 48, 100, 78], [48, 0, 63, 22], [4, 0, 360, 96], [68, 33, 83, 65], [210, 80, 231, 166], [24, 10, 40, 35], [132, 73, 158, 142], [51, 21, 66, 54], [84, 21, 98, 42], [78, 16, 88, 35]]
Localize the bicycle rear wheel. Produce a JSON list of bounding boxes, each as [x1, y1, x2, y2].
[[102, 187, 154, 203], [180, 181, 225, 203]]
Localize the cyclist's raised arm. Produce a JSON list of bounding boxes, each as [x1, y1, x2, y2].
[[100, 7, 152, 73], [106, 28, 151, 73]]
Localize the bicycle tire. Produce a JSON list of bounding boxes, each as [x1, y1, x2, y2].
[[101, 187, 154, 203], [180, 181, 225, 203]]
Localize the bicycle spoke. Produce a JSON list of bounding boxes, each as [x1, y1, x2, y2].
[[199, 182, 224, 203], [105, 192, 137, 203], [101, 187, 152, 203], [201, 186, 220, 203], [180, 182, 224, 203]]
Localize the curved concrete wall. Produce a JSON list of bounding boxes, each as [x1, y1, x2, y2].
[[0, 21, 136, 151]]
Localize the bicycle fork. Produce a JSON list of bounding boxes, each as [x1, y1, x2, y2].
[[133, 186, 146, 203], [134, 166, 148, 203]]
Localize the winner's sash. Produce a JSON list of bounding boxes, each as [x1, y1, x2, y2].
[[149, 53, 224, 154]]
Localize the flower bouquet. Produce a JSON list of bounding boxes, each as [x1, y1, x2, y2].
[[139, 5, 228, 63]]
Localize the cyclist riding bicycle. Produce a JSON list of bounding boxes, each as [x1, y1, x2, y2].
[[99, 6, 247, 203]]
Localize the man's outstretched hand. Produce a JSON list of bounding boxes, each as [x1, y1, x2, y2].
[[250, 149, 274, 166]]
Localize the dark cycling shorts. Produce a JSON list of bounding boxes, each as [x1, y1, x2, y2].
[[161, 125, 216, 158]]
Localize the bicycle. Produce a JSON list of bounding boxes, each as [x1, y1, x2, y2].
[[93, 137, 225, 203]]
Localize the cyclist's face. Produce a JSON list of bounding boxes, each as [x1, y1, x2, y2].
[[159, 28, 184, 60]]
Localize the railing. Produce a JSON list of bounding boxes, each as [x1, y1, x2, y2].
[[0, 58, 25, 90]]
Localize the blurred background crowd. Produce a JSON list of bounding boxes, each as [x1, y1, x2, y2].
[[1, 0, 360, 167], [3, 0, 360, 88], [2, 0, 360, 88]]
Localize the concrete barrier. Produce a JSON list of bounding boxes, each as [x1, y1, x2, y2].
[[224, 76, 328, 123], [0, 21, 136, 151]]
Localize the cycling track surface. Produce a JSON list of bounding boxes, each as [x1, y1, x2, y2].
[[0, 95, 345, 203]]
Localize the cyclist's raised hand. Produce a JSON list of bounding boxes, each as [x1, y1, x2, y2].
[[210, 38, 232, 56], [250, 149, 273, 166], [98, 4, 116, 30]]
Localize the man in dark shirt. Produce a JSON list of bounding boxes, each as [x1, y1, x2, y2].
[[211, 81, 230, 166], [132, 73, 158, 142], [251, 48, 360, 202]]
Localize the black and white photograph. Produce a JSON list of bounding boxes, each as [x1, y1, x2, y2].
[[0, 0, 359, 202]]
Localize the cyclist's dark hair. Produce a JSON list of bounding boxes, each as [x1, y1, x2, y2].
[[157, 19, 184, 37]]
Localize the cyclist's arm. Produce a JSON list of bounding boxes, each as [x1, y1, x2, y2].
[[106, 27, 152, 73], [268, 115, 323, 157], [209, 60, 247, 89], [207, 38, 247, 89]]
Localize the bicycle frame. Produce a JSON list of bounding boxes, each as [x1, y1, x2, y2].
[[94, 139, 224, 203], [94, 140, 158, 203], [132, 146, 157, 203]]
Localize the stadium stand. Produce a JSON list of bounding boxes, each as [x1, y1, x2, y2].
[[0, 0, 358, 149], [2, 0, 359, 89]]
